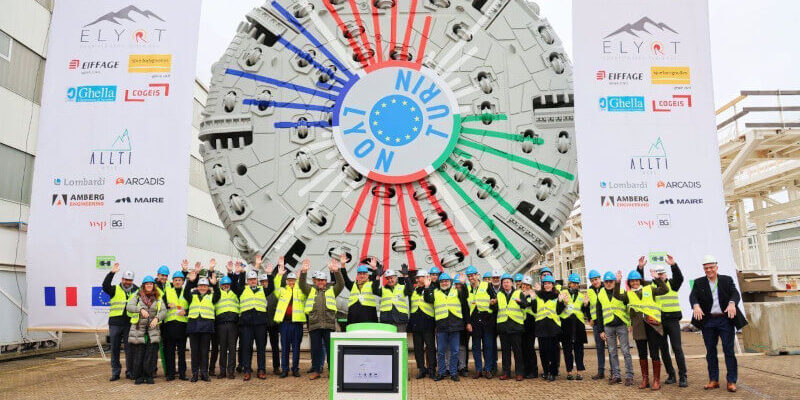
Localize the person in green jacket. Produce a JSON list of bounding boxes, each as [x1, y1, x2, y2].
[[299, 258, 344, 379]]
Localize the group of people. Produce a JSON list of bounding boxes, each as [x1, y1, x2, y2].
[[101, 252, 746, 392]]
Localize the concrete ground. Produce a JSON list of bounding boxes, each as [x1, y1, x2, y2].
[[0, 332, 798, 399]]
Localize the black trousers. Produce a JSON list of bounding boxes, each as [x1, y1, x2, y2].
[[562, 338, 585, 372], [660, 317, 686, 377], [108, 324, 131, 377], [216, 322, 238, 373], [162, 322, 187, 378], [521, 325, 539, 375], [539, 336, 560, 376], [130, 342, 158, 380], [635, 324, 662, 362], [499, 332, 523, 376], [412, 330, 436, 373], [189, 332, 212, 374], [267, 324, 281, 370], [240, 324, 267, 373]]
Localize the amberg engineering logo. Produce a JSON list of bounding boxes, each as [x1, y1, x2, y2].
[[90, 129, 132, 166], [80, 5, 167, 46], [631, 137, 669, 172], [66, 85, 117, 102], [602, 17, 681, 57], [601, 195, 649, 208], [51, 193, 104, 207], [599, 96, 645, 112]]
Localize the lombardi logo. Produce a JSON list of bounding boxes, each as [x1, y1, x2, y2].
[[599, 96, 645, 112]]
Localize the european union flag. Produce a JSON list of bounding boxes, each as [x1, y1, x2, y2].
[[369, 94, 424, 147], [92, 286, 110, 307], [44, 286, 56, 306]]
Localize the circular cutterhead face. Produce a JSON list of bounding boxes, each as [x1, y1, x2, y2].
[[199, 0, 577, 279], [333, 65, 460, 184]]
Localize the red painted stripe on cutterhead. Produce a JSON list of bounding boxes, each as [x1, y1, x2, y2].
[[323, 0, 368, 68], [405, 182, 441, 269], [360, 187, 381, 261], [346, 180, 373, 233], [348, 0, 376, 65], [416, 16, 432, 66], [390, 2, 398, 55], [419, 179, 469, 255], [370, 2, 384, 63], [382, 184, 391, 270], [401, 0, 418, 60], [395, 184, 416, 270]]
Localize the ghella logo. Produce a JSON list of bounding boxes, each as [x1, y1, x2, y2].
[[602, 17, 681, 57], [80, 5, 167, 46]]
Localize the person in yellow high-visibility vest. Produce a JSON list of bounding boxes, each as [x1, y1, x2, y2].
[[346, 258, 380, 325], [232, 257, 276, 381], [163, 269, 189, 381], [519, 276, 539, 379], [560, 273, 590, 381], [423, 272, 470, 382], [274, 259, 308, 378], [299, 258, 344, 380], [596, 271, 633, 386], [496, 273, 526, 381], [585, 269, 606, 380], [613, 269, 669, 390], [376, 268, 413, 332], [529, 274, 566, 382], [182, 272, 217, 382], [101, 263, 138, 381], [212, 271, 239, 380], [126, 275, 165, 385], [407, 269, 436, 380], [466, 266, 498, 379]]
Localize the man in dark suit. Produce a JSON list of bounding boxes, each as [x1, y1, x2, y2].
[[689, 255, 747, 393]]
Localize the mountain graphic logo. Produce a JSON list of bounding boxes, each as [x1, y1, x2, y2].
[[84, 5, 165, 27], [92, 129, 131, 152], [605, 17, 678, 39], [643, 137, 667, 157]]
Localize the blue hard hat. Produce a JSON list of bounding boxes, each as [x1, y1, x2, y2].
[[142, 275, 155, 284], [454, 274, 462, 282], [603, 272, 616, 281], [568, 273, 581, 284], [439, 272, 452, 281], [357, 265, 369, 273], [157, 265, 170, 276], [482, 272, 491, 279], [220, 276, 232, 285], [501, 273, 512, 281], [514, 273, 524, 282], [465, 266, 478, 275], [542, 275, 556, 283], [540, 267, 552, 275], [588, 270, 601, 279], [172, 271, 184, 279], [627, 270, 643, 281], [430, 267, 441, 275]]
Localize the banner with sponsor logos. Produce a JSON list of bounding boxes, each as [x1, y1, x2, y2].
[[573, 0, 739, 319], [25, 0, 201, 330]]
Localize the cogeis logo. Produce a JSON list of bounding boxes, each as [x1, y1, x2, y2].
[[66, 85, 117, 102], [599, 96, 645, 112]]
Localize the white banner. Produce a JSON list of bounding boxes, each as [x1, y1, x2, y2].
[[25, 0, 201, 330], [573, 0, 738, 319]]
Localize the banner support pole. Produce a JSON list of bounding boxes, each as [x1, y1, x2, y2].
[[95, 332, 106, 360]]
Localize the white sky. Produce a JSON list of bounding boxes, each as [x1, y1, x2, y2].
[[196, 0, 800, 108]]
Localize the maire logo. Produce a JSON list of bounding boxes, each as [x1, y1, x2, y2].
[[631, 137, 669, 172], [68, 59, 120, 75], [602, 17, 681, 57], [595, 70, 644, 85], [124, 83, 170, 102], [601, 195, 649, 208], [115, 196, 165, 204], [652, 94, 692, 112], [90, 129, 132, 166], [656, 180, 702, 189], [51, 193, 105, 207], [80, 5, 167, 46], [599, 96, 645, 112], [659, 198, 704, 205], [115, 177, 165, 186], [66, 85, 117, 102]]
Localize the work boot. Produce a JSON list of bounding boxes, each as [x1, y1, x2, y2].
[[451, 374, 459, 382], [228, 369, 236, 379], [292, 370, 301, 377], [483, 370, 493, 379], [134, 377, 144, 385], [566, 373, 574, 380], [236, 365, 243, 373], [651, 361, 661, 390], [624, 377, 634, 386], [576, 373, 583, 380], [190, 373, 198, 382], [309, 372, 321, 380], [416, 369, 427, 379], [273, 367, 281, 375], [678, 374, 688, 387], [178, 374, 189, 381], [145, 377, 154, 385], [307, 367, 315, 373], [109, 375, 120, 382], [433, 374, 444, 382], [704, 380, 719, 390], [665, 374, 676, 385], [279, 371, 289, 378], [639, 360, 650, 389], [726, 382, 737, 392], [459, 368, 469, 377], [592, 372, 605, 380], [200, 373, 211, 382], [243, 372, 251, 381], [608, 376, 621, 385], [515, 375, 523, 381], [257, 370, 267, 380]]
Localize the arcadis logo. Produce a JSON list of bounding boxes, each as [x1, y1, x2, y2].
[[599, 96, 645, 112], [66, 85, 117, 102], [651, 66, 691, 85], [80, 5, 167, 46], [656, 180, 702, 189], [602, 17, 681, 57], [115, 177, 165, 186], [90, 129, 132, 166], [128, 54, 172, 73], [124, 83, 169, 102]]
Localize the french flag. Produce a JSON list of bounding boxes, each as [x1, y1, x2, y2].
[[44, 286, 78, 307]]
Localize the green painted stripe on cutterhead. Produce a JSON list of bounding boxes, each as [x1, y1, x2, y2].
[[438, 171, 521, 259], [452, 147, 473, 159], [460, 113, 508, 123], [460, 126, 545, 145], [444, 158, 516, 214], [432, 114, 462, 170], [456, 138, 575, 181]]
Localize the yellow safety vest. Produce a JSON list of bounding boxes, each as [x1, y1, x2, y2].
[[164, 286, 189, 323], [559, 290, 586, 324], [586, 287, 600, 321], [348, 282, 377, 307], [109, 284, 137, 318], [534, 296, 561, 326], [433, 288, 462, 321], [627, 286, 661, 323], [379, 285, 409, 315], [215, 289, 240, 316], [130, 299, 163, 324], [188, 293, 215, 320], [651, 281, 680, 313], [274, 283, 307, 323], [598, 288, 630, 326], [410, 289, 434, 317], [496, 290, 524, 325], [305, 287, 338, 314], [470, 281, 492, 314], [239, 286, 267, 313]]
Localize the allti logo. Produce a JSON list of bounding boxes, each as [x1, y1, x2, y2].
[[630, 137, 669, 172], [90, 129, 132, 166]]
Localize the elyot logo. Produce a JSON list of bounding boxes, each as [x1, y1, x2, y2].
[[651, 66, 691, 85], [96, 255, 116, 269], [115, 177, 165, 186], [652, 95, 692, 112], [124, 83, 169, 102], [659, 198, 704, 205], [67, 59, 120, 74], [54, 177, 105, 187], [600, 180, 648, 189], [114, 196, 165, 204], [656, 180, 701, 189], [51, 193, 105, 207], [90, 129, 132, 166], [595, 70, 644, 85], [601, 195, 649, 208], [128, 54, 172, 73], [80, 5, 167, 46], [630, 137, 669, 172], [602, 17, 681, 57], [66, 85, 117, 102], [599, 96, 645, 112]]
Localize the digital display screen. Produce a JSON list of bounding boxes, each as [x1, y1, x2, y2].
[[337, 345, 398, 393], [342, 354, 393, 384]]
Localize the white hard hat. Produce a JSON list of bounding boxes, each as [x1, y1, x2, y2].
[[652, 265, 667, 274], [491, 269, 502, 278], [198, 278, 210, 286], [384, 270, 397, 277], [522, 276, 533, 285], [287, 272, 297, 280], [702, 255, 717, 265], [416, 269, 428, 277], [258, 273, 269, 281], [312, 271, 327, 280], [246, 270, 258, 280], [122, 271, 135, 280]]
